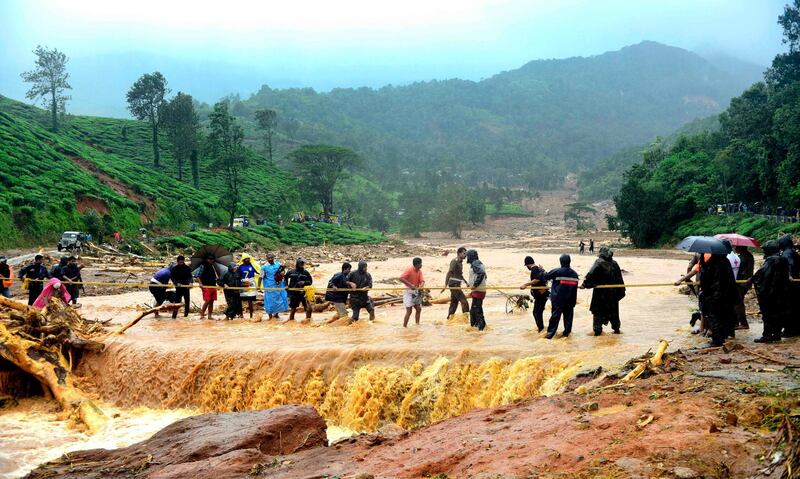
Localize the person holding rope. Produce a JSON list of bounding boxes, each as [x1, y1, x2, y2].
[[63, 256, 83, 305], [196, 254, 219, 320], [520, 256, 548, 332], [751, 240, 789, 343], [326, 262, 353, 320], [466, 249, 487, 331], [348, 261, 375, 322], [262, 253, 288, 320], [401, 257, 425, 327], [581, 247, 625, 335], [170, 255, 192, 319], [286, 258, 313, 322], [149, 264, 173, 317], [444, 247, 469, 320], [543, 254, 579, 339], [19, 255, 50, 306], [778, 235, 800, 337], [219, 262, 243, 320]]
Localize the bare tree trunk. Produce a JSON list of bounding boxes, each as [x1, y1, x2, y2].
[[151, 115, 160, 167], [50, 87, 58, 132], [267, 127, 273, 164]]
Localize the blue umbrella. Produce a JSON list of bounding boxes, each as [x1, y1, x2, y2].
[[675, 236, 728, 254]]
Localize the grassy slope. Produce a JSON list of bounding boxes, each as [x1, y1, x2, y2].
[[672, 213, 800, 246]]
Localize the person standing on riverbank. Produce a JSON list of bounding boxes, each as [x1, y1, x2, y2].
[[778, 235, 800, 337], [734, 245, 754, 329], [401, 257, 425, 327], [348, 261, 375, 322], [444, 247, 469, 319], [752, 241, 789, 343], [19, 255, 50, 306], [520, 256, 549, 332], [543, 254, 579, 339], [170, 255, 192, 319], [466, 249, 487, 331], [581, 247, 625, 335], [0, 256, 11, 298]]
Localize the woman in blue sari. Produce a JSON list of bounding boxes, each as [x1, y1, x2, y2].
[[261, 252, 288, 319]]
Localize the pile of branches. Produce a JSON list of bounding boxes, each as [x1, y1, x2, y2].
[[0, 297, 108, 431]]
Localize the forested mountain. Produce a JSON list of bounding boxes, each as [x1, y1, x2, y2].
[[237, 41, 758, 188]]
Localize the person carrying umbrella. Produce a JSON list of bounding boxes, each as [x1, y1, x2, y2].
[[581, 247, 626, 335], [751, 240, 789, 343]]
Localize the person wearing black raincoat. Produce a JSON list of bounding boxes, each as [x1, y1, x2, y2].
[[218, 262, 243, 320], [347, 261, 375, 322], [698, 253, 739, 347], [466, 249, 487, 331], [778, 235, 800, 337], [751, 241, 789, 343], [543, 254, 579, 339], [520, 256, 549, 332], [734, 245, 754, 329], [581, 247, 626, 335], [19, 255, 50, 306]]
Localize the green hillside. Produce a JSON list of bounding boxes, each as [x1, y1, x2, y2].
[[232, 42, 755, 189]]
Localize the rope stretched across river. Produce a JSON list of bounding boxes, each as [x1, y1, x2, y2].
[[7, 277, 785, 292]]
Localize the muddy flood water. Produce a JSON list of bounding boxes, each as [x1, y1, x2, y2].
[[0, 245, 763, 478]]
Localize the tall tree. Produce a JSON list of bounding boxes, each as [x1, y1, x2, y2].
[[254, 108, 278, 163], [207, 101, 248, 229], [163, 92, 200, 181], [287, 145, 361, 218], [20, 46, 72, 132], [190, 149, 200, 189], [127, 72, 168, 167]]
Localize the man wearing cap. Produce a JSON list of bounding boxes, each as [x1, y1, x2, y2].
[[286, 258, 313, 322], [0, 256, 12, 298], [520, 256, 549, 332], [19, 255, 50, 305], [444, 247, 469, 319], [542, 254, 579, 339]]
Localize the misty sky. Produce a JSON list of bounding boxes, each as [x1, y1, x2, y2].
[[0, 0, 788, 117]]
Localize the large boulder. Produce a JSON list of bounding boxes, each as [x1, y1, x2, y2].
[[25, 405, 327, 479]]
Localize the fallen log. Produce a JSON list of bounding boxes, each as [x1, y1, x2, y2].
[[110, 303, 183, 336], [0, 321, 107, 432], [622, 339, 669, 383]]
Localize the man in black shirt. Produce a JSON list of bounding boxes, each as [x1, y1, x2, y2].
[[325, 262, 353, 319], [520, 256, 549, 332], [286, 258, 313, 322], [170, 255, 192, 319], [348, 261, 375, 322], [62, 256, 83, 305], [19, 255, 50, 305]]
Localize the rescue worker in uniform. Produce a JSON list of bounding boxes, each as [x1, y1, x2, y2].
[[581, 247, 626, 335], [751, 241, 789, 343], [543, 254, 579, 339], [19, 255, 50, 306]]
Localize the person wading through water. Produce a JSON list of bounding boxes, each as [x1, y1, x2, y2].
[[543, 254, 579, 339], [19, 255, 50, 306], [348, 260, 375, 322], [443, 247, 469, 319], [62, 256, 83, 305], [149, 264, 173, 317], [751, 240, 790, 343], [261, 253, 288, 320], [197, 254, 219, 320], [286, 258, 313, 322], [401, 257, 425, 327], [326, 262, 353, 320], [170, 255, 192, 319], [466, 249, 487, 331], [520, 256, 549, 332], [219, 262, 243, 320], [238, 253, 260, 319], [581, 247, 626, 335]]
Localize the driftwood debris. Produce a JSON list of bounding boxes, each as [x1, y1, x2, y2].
[[0, 297, 107, 432], [110, 303, 183, 336], [622, 339, 669, 382]]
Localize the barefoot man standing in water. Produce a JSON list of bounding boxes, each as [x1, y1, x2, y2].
[[401, 257, 425, 327]]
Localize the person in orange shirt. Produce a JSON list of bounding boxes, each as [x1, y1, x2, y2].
[[400, 257, 425, 327]]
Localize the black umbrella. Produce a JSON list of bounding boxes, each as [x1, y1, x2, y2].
[[190, 244, 233, 277], [675, 236, 728, 255]]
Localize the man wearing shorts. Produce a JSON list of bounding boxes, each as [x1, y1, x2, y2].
[[400, 257, 425, 327], [286, 258, 313, 322], [197, 255, 219, 320], [348, 261, 375, 322]]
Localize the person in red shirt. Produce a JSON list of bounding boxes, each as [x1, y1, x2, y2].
[[400, 257, 425, 327]]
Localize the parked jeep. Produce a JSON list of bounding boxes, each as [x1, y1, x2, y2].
[[57, 231, 86, 251]]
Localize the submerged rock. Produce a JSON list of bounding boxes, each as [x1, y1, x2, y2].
[[25, 405, 326, 479]]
